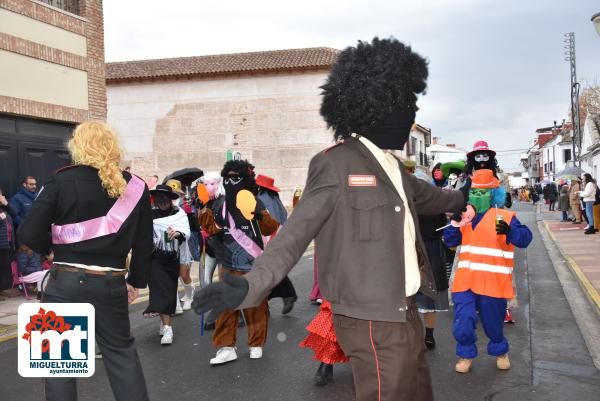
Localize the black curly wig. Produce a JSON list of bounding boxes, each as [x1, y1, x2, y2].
[[221, 159, 255, 179], [466, 156, 500, 178], [320, 37, 428, 140]]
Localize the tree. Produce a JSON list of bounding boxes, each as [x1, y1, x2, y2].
[[580, 84, 600, 143]]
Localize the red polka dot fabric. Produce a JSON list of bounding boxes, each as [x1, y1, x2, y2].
[[299, 300, 349, 364]]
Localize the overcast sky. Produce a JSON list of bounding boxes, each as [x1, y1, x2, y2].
[[104, 0, 600, 172]]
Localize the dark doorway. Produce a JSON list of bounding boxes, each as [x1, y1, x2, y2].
[[0, 114, 73, 197]]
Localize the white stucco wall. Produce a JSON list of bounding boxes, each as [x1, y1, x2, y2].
[[107, 71, 333, 205]]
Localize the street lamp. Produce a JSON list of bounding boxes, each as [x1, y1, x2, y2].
[[593, 12, 600, 37]]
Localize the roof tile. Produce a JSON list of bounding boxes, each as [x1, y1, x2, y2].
[[106, 47, 340, 82]]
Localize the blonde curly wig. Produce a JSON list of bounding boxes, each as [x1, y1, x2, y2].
[[68, 121, 126, 198]]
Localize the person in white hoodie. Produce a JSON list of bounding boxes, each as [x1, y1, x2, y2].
[[578, 173, 598, 235]]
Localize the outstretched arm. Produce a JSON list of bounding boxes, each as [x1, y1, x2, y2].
[[406, 172, 466, 215]]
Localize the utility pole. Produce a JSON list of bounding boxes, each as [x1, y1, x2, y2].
[[564, 32, 581, 169]]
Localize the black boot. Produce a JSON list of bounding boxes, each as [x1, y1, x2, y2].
[[425, 327, 436, 350], [313, 362, 333, 386], [282, 296, 297, 315]]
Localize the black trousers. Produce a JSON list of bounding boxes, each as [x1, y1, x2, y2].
[[0, 249, 12, 291], [42, 268, 149, 401], [268, 275, 297, 300]]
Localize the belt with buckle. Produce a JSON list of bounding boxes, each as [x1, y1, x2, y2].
[[54, 264, 127, 277]]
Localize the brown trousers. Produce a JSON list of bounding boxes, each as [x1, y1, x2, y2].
[[570, 202, 582, 222], [212, 268, 269, 348], [333, 300, 433, 401]]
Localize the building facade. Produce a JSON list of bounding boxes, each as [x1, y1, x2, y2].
[[0, 0, 106, 195], [403, 124, 432, 169], [107, 48, 341, 205], [427, 137, 467, 166]]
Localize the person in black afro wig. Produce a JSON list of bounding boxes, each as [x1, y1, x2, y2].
[[220, 159, 256, 192], [320, 37, 428, 141]]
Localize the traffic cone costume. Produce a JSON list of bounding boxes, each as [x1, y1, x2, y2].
[[444, 169, 532, 373]]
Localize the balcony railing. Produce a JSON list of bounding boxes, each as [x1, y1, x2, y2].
[[38, 0, 79, 15]]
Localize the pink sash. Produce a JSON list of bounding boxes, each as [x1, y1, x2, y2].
[[51, 176, 146, 245], [222, 203, 263, 258]]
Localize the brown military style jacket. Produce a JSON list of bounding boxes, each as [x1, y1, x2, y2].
[[239, 136, 464, 322]]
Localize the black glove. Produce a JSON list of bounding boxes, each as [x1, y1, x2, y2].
[[458, 177, 472, 204], [191, 272, 249, 321], [496, 220, 510, 235], [450, 207, 466, 223]]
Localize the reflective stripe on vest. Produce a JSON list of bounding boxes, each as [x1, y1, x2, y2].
[[51, 175, 146, 245], [456, 260, 513, 275], [451, 208, 516, 299], [459, 245, 514, 259]]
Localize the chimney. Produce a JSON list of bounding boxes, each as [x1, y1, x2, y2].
[[447, 144, 456, 148], [432, 137, 439, 145]]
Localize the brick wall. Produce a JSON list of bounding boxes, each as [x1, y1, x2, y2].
[[0, 0, 106, 123], [78, 0, 106, 121]]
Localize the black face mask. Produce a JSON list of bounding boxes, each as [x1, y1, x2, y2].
[[364, 108, 416, 150], [223, 173, 258, 228], [471, 152, 494, 171]]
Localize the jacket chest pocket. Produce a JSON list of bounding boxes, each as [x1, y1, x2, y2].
[[349, 196, 386, 241]]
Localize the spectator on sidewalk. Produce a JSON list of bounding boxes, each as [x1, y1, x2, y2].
[[543, 182, 558, 211], [578, 174, 598, 235], [569, 179, 583, 223], [0, 188, 17, 294], [558, 185, 570, 222], [15, 245, 48, 294], [8, 176, 37, 229]]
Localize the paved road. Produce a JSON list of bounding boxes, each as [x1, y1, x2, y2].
[[1, 203, 599, 400]]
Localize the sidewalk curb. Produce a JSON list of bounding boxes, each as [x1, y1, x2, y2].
[[0, 324, 17, 342], [542, 221, 600, 315], [538, 221, 600, 371]]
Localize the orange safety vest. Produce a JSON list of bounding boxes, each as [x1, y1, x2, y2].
[[451, 208, 516, 299]]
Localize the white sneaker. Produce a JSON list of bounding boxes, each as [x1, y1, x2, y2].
[[159, 322, 164, 336], [160, 325, 173, 345], [210, 347, 237, 365], [173, 301, 183, 316], [182, 298, 192, 311], [249, 347, 263, 359]]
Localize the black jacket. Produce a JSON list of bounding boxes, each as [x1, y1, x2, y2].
[[17, 166, 153, 288]]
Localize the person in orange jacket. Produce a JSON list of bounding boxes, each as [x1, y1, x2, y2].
[[444, 169, 532, 374]]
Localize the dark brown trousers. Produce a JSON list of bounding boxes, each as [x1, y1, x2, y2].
[[333, 300, 433, 401], [212, 268, 269, 348]]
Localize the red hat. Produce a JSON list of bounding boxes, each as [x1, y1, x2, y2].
[[467, 140, 496, 158], [255, 174, 280, 192]]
